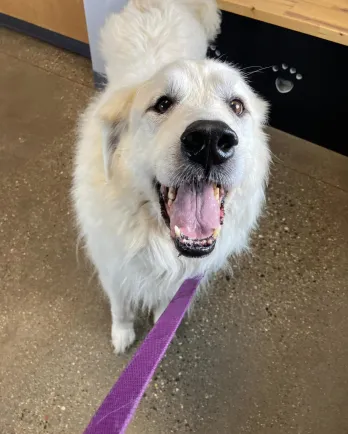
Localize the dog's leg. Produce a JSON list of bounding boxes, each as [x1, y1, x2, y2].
[[100, 274, 136, 354], [110, 300, 136, 354]]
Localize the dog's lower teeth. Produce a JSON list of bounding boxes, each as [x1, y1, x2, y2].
[[168, 199, 173, 207], [175, 229, 219, 245]]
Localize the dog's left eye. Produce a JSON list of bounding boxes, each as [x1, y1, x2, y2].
[[230, 99, 244, 116], [153, 96, 174, 114]]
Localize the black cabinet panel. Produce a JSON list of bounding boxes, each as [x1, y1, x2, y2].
[[210, 12, 348, 156]]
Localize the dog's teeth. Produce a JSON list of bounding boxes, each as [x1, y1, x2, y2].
[[168, 199, 173, 207], [207, 238, 213, 245], [168, 187, 176, 200], [213, 185, 220, 201], [212, 226, 221, 239], [174, 225, 181, 238]]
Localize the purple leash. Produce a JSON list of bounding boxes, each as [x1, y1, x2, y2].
[[83, 276, 202, 434]]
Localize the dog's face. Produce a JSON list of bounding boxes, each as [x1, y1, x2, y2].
[[100, 59, 269, 258]]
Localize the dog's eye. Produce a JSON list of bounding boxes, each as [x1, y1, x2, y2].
[[230, 99, 244, 116], [153, 96, 173, 114]]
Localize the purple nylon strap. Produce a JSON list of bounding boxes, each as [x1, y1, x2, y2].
[[84, 276, 202, 434]]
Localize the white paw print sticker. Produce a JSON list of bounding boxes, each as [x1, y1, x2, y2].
[[209, 44, 221, 57], [273, 63, 303, 94]]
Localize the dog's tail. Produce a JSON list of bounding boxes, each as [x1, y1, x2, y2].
[[100, 0, 221, 83], [133, 0, 221, 41], [178, 0, 221, 42]]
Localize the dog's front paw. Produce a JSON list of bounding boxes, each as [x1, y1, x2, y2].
[[111, 323, 136, 354]]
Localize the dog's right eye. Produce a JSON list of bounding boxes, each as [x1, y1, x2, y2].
[[153, 96, 174, 114]]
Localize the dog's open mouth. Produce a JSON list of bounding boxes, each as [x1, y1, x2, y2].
[[157, 182, 226, 258]]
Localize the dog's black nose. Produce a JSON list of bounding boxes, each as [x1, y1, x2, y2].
[[181, 120, 238, 167]]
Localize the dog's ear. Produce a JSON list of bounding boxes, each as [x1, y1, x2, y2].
[[98, 86, 137, 180]]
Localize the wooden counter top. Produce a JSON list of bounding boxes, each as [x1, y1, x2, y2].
[[218, 0, 348, 46]]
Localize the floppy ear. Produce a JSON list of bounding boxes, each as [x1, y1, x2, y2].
[[98, 86, 137, 181]]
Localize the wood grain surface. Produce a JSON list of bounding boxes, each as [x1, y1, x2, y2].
[[218, 0, 348, 46], [0, 0, 88, 43]]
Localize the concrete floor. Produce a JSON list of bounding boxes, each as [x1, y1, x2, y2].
[[1, 28, 348, 434]]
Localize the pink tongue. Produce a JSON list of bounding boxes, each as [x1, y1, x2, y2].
[[170, 184, 220, 239]]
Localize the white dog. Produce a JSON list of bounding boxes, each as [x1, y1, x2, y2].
[[72, 0, 270, 354]]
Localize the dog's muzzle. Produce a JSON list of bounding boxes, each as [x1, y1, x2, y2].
[[181, 120, 238, 170]]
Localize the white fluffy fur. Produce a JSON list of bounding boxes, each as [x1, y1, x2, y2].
[[72, 0, 270, 353]]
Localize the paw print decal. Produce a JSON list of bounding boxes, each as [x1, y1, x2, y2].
[[208, 44, 221, 58], [272, 64, 303, 94]]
